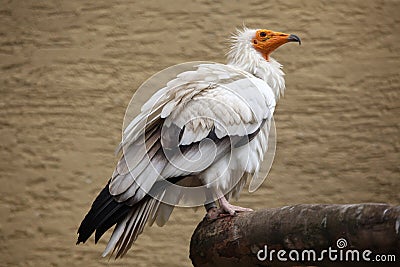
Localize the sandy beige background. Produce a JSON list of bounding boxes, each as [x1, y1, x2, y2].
[[1, 1, 399, 266]]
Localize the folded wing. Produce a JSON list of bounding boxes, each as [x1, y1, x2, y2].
[[77, 63, 276, 258]]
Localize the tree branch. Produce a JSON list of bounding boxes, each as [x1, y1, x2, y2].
[[190, 203, 400, 267]]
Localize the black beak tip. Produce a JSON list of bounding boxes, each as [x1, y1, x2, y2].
[[288, 34, 301, 45]]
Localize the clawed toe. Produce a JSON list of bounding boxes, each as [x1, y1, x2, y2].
[[230, 205, 253, 212], [222, 204, 253, 215], [219, 196, 253, 215], [205, 207, 220, 220], [205, 195, 254, 221], [205, 207, 235, 221]]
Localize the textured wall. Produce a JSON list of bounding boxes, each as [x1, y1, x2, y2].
[[0, 1, 399, 266]]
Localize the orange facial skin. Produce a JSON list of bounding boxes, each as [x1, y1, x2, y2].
[[252, 29, 301, 61]]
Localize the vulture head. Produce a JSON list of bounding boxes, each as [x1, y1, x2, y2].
[[252, 29, 301, 60], [228, 27, 301, 66]]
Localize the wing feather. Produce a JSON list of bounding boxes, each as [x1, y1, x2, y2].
[[113, 63, 275, 205], [84, 63, 277, 258]]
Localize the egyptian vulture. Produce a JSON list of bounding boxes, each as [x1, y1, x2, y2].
[[77, 27, 301, 258]]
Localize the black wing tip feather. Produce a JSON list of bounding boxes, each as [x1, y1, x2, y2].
[[76, 180, 129, 245]]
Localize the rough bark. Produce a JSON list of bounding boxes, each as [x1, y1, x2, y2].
[[190, 203, 400, 267]]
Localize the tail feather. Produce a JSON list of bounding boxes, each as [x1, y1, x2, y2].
[[114, 197, 156, 258], [76, 181, 130, 245], [94, 203, 130, 243], [102, 214, 131, 257], [78, 178, 182, 258], [116, 201, 147, 258], [77, 181, 166, 259], [148, 190, 166, 226]]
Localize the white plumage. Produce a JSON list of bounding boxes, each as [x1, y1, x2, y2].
[[77, 27, 300, 258]]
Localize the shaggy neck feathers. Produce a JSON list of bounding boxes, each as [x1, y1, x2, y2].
[[226, 28, 286, 100]]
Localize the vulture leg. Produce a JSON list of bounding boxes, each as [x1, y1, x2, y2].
[[218, 195, 253, 216], [204, 187, 217, 212], [204, 201, 217, 211], [204, 187, 219, 220], [205, 190, 253, 220]]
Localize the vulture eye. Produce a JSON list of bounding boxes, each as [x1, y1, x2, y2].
[[260, 32, 267, 37]]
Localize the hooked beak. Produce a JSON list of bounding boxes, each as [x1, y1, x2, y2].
[[253, 29, 302, 60], [287, 34, 301, 45]]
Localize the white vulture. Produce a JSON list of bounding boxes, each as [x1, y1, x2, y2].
[[77, 27, 301, 258]]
